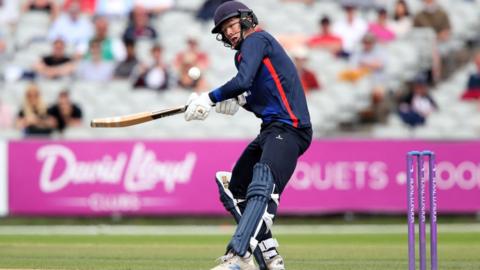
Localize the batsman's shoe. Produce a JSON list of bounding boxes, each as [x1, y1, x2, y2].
[[265, 255, 285, 270], [211, 252, 257, 270]]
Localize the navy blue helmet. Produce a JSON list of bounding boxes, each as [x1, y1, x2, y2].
[[211, 1, 258, 34]]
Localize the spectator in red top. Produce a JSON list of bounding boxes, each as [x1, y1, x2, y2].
[[63, 0, 95, 15], [368, 8, 396, 43], [292, 47, 321, 93], [461, 51, 480, 100], [307, 16, 343, 56]]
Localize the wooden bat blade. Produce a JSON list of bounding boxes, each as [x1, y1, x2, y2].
[[90, 111, 153, 128], [90, 105, 187, 128]]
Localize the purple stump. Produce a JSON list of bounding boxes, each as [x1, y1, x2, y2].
[[418, 154, 427, 270], [407, 152, 418, 270], [425, 151, 438, 270]]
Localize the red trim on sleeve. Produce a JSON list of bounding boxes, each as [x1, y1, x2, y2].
[[262, 58, 299, 127]]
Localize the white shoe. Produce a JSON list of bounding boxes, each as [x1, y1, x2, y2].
[[265, 255, 285, 270], [211, 252, 258, 270]]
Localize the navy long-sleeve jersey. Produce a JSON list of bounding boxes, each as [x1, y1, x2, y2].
[[209, 31, 311, 128]]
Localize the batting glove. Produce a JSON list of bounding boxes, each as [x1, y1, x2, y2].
[[215, 94, 247, 116], [215, 98, 239, 115], [185, 92, 214, 121]]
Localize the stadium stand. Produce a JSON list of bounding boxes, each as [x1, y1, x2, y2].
[[0, 0, 479, 139]]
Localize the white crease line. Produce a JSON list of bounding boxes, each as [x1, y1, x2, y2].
[[0, 224, 479, 235]]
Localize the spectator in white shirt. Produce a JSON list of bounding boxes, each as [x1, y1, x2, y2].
[[95, 0, 133, 18], [332, 4, 367, 57], [0, 0, 20, 27], [398, 74, 437, 127], [133, 44, 169, 91], [350, 34, 389, 122], [48, 1, 93, 49], [387, 0, 412, 38]]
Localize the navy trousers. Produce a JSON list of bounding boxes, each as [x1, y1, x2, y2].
[[228, 122, 312, 244]]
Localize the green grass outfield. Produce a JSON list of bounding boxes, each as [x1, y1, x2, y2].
[[0, 224, 479, 270]]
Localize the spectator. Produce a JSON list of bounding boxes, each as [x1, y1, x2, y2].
[[0, 98, 14, 129], [95, 0, 133, 17], [306, 16, 343, 56], [387, 0, 412, 38], [114, 40, 140, 79], [76, 39, 114, 82], [332, 4, 368, 57], [340, 34, 386, 84], [398, 74, 437, 127], [133, 44, 169, 91], [15, 84, 55, 136], [176, 51, 209, 91], [123, 6, 158, 42], [0, 32, 7, 60], [413, 0, 451, 80], [461, 51, 480, 100], [368, 8, 395, 43], [33, 39, 77, 79], [79, 15, 126, 61], [22, 0, 59, 21], [48, 1, 94, 48], [351, 34, 387, 89], [196, 0, 231, 22], [174, 35, 209, 91], [48, 90, 83, 133], [134, 0, 174, 16], [175, 36, 209, 71], [413, 0, 451, 44], [63, 0, 96, 15], [292, 47, 321, 93], [342, 34, 388, 122], [0, 0, 20, 28]]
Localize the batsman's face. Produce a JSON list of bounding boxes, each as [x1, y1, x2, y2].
[[221, 17, 242, 47]]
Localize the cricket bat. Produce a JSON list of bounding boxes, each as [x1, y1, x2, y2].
[[90, 105, 187, 128]]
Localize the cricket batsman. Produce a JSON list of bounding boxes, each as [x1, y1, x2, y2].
[[184, 1, 312, 269]]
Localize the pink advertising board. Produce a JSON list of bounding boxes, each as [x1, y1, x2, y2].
[[7, 140, 480, 215]]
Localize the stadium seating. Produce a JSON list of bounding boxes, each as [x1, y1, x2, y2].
[[0, 0, 479, 139]]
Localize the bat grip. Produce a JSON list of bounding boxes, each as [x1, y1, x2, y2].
[[151, 105, 188, 119]]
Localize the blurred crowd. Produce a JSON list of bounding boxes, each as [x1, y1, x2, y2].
[[0, 0, 479, 138]]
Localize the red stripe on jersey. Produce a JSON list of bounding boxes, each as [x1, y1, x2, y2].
[[262, 58, 299, 127]]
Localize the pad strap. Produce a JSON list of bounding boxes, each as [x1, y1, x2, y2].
[[259, 238, 279, 252], [263, 250, 279, 259]]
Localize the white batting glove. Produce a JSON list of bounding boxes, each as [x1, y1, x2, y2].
[[236, 93, 247, 106], [215, 98, 239, 115], [215, 94, 247, 116], [185, 92, 214, 121]]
